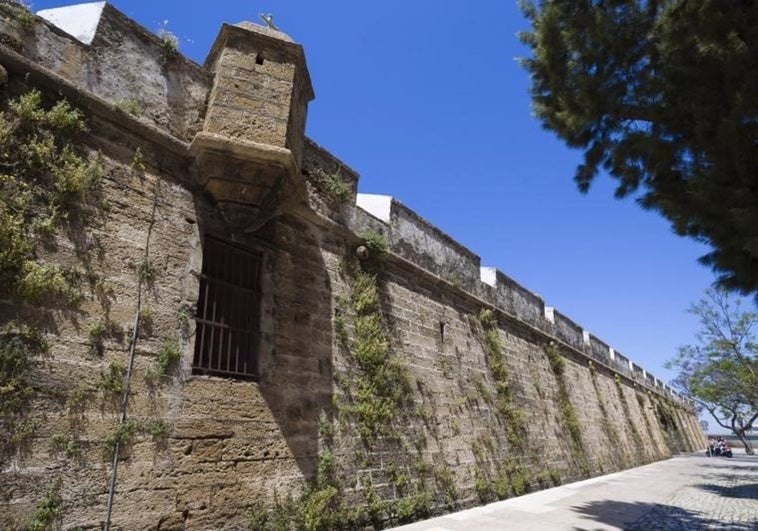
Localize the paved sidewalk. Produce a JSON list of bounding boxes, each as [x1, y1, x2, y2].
[[391, 450, 758, 530]]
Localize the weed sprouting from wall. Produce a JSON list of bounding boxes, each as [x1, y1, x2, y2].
[[157, 20, 180, 58], [144, 340, 181, 381], [103, 419, 137, 457], [117, 98, 143, 117], [359, 230, 388, 267], [308, 168, 351, 205], [28, 476, 63, 531]]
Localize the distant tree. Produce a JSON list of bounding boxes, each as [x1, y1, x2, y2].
[[667, 289, 758, 454], [519, 0, 758, 298]]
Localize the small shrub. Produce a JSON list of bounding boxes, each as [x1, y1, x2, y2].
[[145, 419, 168, 439], [64, 439, 80, 459], [66, 384, 91, 412], [130, 147, 146, 172], [317, 450, 335, 483], [248, 502, 271, 530], [157, 20, 179, 57], [88, 320, 107, 340], [88, 319, 109, 356], [177, 306, 191, 336], [51, 434, 80, 459], [478, 308, 497, 328], [16, 8, 35, 29], [49, 433, 69, 451], [432, 466, 457, 507], [138, 259, 156, 283], [96, 362, 125, 394], [138, 306, 153, 336], [29, 477, 63, 531], [117, 99, 142, 117], [510, 468, 531, 496], [0, 89, 102, 306], [545, 342, 565, 376], [104, 419, 137, 453], [156, 340, 181, 374], [360, 230, 388, 264], [16, 261, 80, 305], [474, 470, 495, 503], [310, 168, 351, 204]]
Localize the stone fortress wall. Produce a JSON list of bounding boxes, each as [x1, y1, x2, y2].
[[0, 2, 705, 529]]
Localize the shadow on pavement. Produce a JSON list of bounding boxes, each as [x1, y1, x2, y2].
[[696, 481, 758, 499], [570, 499, 758, 531]]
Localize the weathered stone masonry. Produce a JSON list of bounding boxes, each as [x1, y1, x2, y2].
[[0, 1, 705, 529]]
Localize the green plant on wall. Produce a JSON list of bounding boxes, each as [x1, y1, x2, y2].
[[588, 364, 624, 469], [96, 362, 126, 395], [145, 340, 181, 381], [0, 88, 103, 456], [0, 89, 103, 302], [309, 167, 351, 205], [613, 374, 645, 460], [544, 342, 589, 474], [477, 309, 527, 449], [0, 323, 48, 458], [249, 244, 435, 529], [358, 230, 388, 268], [157, 20, 180, 58], [117, 98, 143, 118], [339, 252, 411, 442], [103, 418, 137, 456], [28, 476, 63, 531], [472, 308, 546, 500]]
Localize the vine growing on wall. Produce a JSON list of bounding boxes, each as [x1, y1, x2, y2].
[[544, 342, 589, 475], [470, 308, 542, 502], [0, 88, 103, 459], [635, 391, 658, 458], [588, 362, 624, 470], [613, 376, 645, 461], [250, 232, 438, 529], [477, 309, 527, 448]]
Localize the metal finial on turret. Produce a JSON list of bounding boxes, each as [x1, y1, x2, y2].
[[258, 13, 279, 31]]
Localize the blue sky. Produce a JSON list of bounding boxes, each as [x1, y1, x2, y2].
[[32, 1, 744, 430]]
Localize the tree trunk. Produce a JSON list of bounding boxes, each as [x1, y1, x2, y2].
[[734, 430, 755, 455]]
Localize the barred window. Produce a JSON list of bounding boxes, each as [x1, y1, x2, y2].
[[193, 236, 262, 379]]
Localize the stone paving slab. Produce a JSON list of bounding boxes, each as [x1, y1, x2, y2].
[[626, 452, 758, 530], [391, 450, 758, 530]]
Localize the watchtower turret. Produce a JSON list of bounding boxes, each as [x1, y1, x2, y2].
[[191, 21, 314, 231]]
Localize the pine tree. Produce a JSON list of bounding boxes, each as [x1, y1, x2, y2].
[[520, 0, 758, 297]]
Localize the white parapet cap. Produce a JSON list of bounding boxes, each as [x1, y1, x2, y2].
[[480, 266, 497, 287], [356, 193, 392, 223], [37, 1, 106, 45]]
